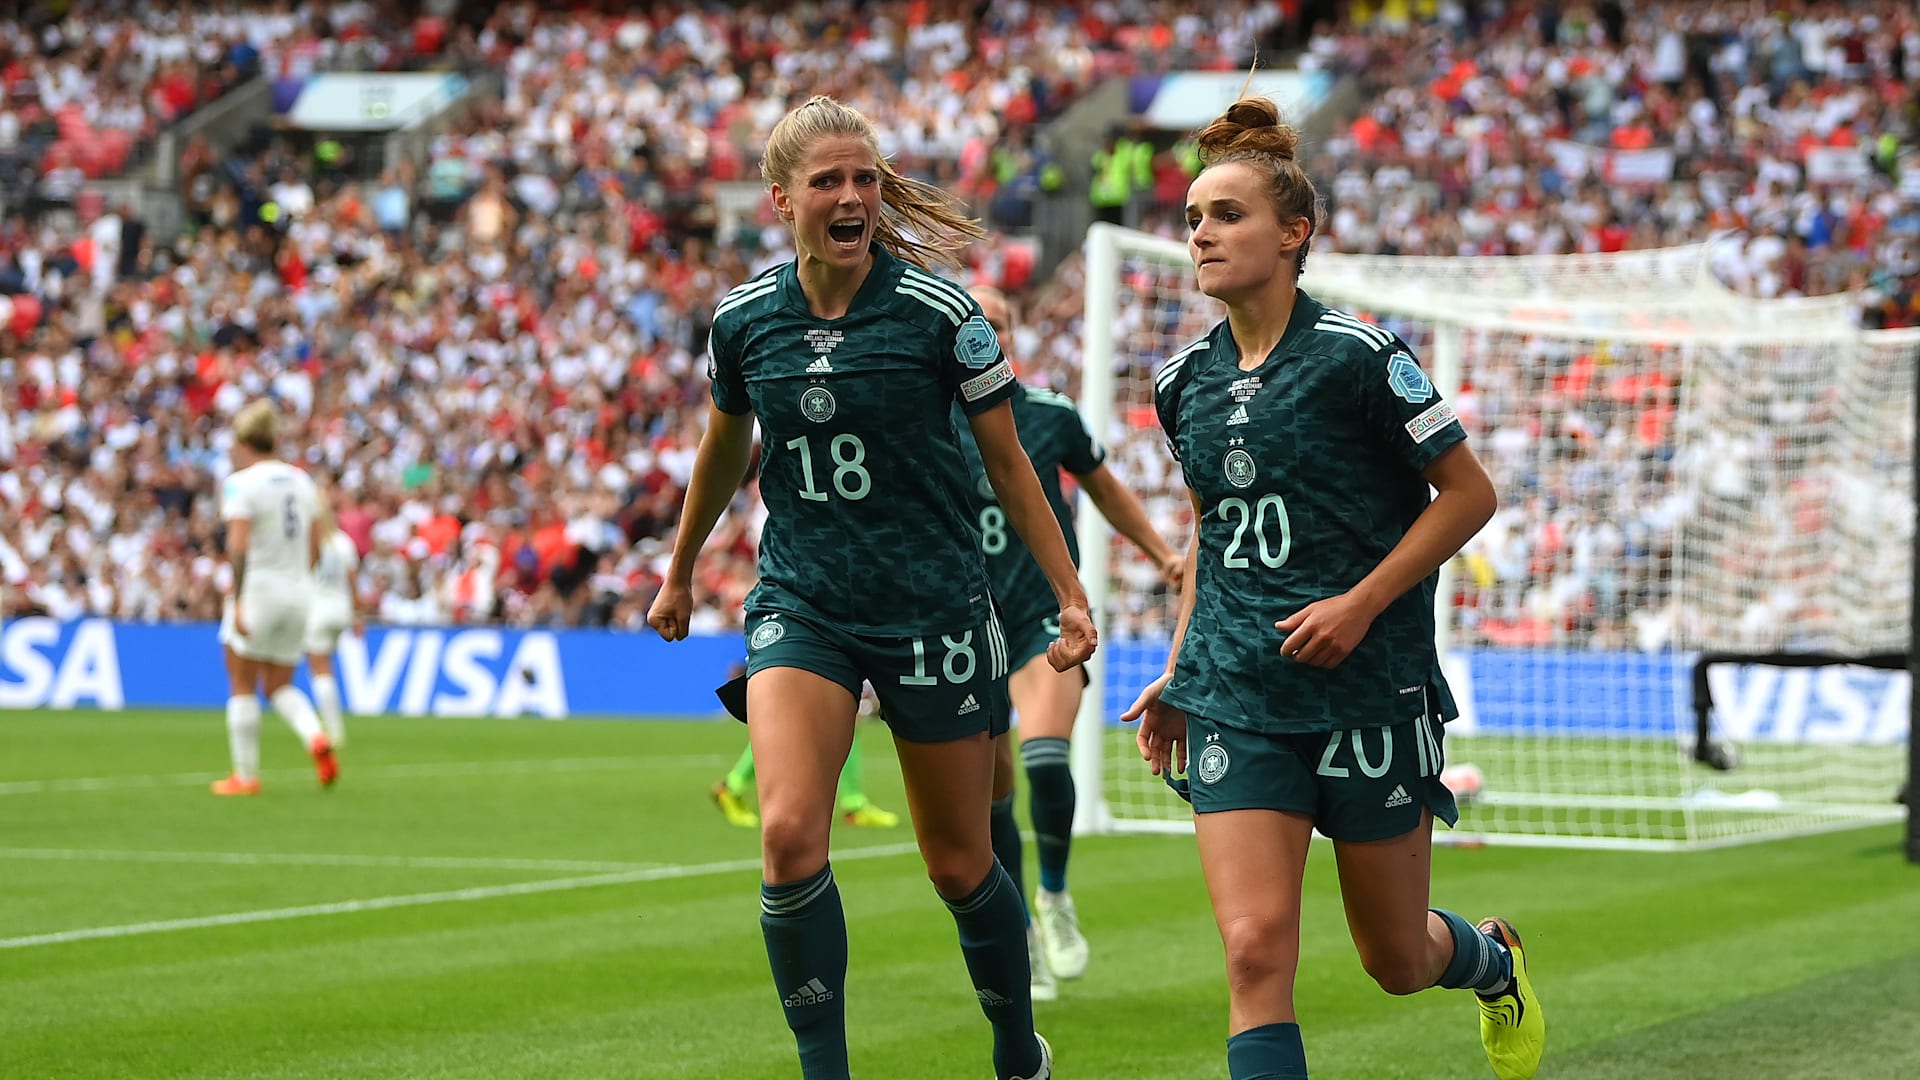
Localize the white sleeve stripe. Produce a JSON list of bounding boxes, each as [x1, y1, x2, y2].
[[1154, 355, 1189, 392], [894, 282, 965, 325], [901, 268, 974, 308], [714, 279, 779, 318], [1026, 391, 1078, 410], [1315, 312, 1392, 347], [1315, 322, 1389, 349]]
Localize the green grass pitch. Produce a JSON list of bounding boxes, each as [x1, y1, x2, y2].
[[2, 709, 1916, 1079]]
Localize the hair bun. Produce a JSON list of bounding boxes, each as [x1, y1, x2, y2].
[[1194, 97, 1300, 165]]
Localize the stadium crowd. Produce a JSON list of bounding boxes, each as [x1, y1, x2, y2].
[[2, 0, 1916, 650]]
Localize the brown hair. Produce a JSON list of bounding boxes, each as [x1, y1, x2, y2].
[[1193, 96, 1321, 275], [232, 399, 280, 455], [761, 95, 984, 270]]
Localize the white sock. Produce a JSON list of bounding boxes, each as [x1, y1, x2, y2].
[[226, 695, 261, 781], [312, 674, 345, 747], [270, 685, 325, 746]]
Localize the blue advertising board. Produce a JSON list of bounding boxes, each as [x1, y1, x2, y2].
[[0, 618, 1907, 745]]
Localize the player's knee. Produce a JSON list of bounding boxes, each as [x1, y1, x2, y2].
[[758, 812, 828, 880], [923, 849, 993, 899], [1218, 913, 1296, 996], [1358, 950, 1431, 997]]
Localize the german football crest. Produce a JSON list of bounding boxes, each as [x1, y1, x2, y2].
[[954, 315, 999, 369], [976, 474, 996, 499], [750, 618, 786, 650], [1223, 448, 1256, 489], [800, 386, 836, 423], [1197, 742, 1230, 785], [1386, 351, 1433, 404]]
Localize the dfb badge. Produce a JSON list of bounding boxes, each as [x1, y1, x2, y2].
[[1223, 448, 1256, 489], [750, 618, 786, 650], [800, 386, 836, 423]]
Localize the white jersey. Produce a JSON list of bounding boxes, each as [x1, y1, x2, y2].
[[313, 529, 359, 610], [221, 460, 319, 588]]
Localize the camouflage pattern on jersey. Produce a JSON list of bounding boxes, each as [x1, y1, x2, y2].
[[708, 247, 1019, 636], [950, 387, 1106, 625], [1154, 290, 1466, 735]]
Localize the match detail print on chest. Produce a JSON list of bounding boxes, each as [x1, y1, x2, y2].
[[797, 327, 846, 424], [1219, 370, 1263, 488]]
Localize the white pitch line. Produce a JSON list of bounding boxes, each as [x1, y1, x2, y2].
[[0, 848, 654, 873], [0, 755, 724, 796], [0, 841, 923, 951]]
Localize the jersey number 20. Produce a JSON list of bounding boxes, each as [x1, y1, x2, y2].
[[1217, 495, 1291, 569]]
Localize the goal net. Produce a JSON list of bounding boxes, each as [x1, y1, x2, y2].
[[1072, 223, 1915, 850]]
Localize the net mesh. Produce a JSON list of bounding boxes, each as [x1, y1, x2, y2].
[[1080, 226, 1914, 849]]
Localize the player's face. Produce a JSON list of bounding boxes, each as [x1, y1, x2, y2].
[[771, 134, 881, 272], [972, 290, 1012, 338], [1185, 163, 1304, 303]]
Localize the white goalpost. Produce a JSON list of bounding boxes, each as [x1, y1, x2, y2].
[[1071, 222, 1916, 851]]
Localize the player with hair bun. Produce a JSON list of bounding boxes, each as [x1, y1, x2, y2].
[[1123, 95, 1545, 1080]]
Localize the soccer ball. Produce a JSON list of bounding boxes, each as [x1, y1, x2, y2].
[[1441, 762, 1485, 806]]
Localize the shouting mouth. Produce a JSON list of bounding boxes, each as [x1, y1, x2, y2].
[[827, 217, 865, 248]]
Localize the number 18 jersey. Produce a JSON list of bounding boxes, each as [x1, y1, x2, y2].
[[1153, 291, 1465, 734], [708, 247, 1020, 636]]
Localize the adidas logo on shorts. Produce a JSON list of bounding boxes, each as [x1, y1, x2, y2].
[[1384, 784, 1413, 809], [806, 358, 834, 374], [783, 978, 834, 1008], [957, 694, 980, 716]]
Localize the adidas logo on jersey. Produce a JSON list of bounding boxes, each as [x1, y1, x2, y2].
[[958, 694, 980, 715], [1384, 784, 1413, 809], [806, 357, 834, 374], [783, 978, 834, 1008], [1227, 405, 1249, 426]]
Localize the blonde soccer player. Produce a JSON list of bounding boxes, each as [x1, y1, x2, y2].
[[213, 400, 339, 795]]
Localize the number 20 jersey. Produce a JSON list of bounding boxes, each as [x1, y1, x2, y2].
[[708, 247, 1020, 636], [1153, 292, 1466, 735]]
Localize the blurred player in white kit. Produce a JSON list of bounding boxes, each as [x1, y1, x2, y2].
[[303, 475, 363, 749], [212, 399, 339, 795]]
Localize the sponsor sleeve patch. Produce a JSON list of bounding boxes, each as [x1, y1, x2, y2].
[[1404, 400, 1459, 444], [954, 315, 1001, 370], [960, 360, 1014, 403]]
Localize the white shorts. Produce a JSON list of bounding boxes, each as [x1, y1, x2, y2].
[[305, 601, 351, 655], [221, 590, 312, 667]]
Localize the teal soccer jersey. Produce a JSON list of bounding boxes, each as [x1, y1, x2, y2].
[[708, 247, 1019, 636], [951, 387, 1106, 624], [1154, 291, 1465, 734]]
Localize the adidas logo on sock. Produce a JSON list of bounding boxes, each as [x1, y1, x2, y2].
[[783, 978, 834, 1008], [1384, 784, 1412, 809], [1227, 404, 1249, 426], [976, 988, 1013, 1008], [806, 358, 833, 374], [958, 694, 980, 715]]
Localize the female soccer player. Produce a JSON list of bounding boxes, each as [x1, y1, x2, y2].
[[213, 400, 338, 795], [303, 481, 364, 749], [647, 95, 1090, 1080], [1121, 97, 1544, 1080], [956, 285, 1183, 1001]]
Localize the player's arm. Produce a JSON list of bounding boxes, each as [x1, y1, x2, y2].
[[1076, 463, 1183, 587], [967, 401, 1094, 668], [648, 402, 756, 641], [226, 518, 250, 598], [308, 514, 325, 572], [1163, 489, 1203, 673], [1278, 441, 1496, 668]]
